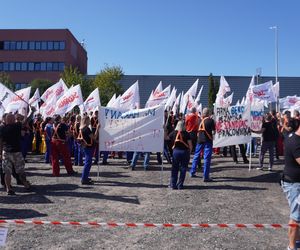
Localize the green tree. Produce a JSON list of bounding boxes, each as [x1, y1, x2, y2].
[[61, 65, 95, 99], [30, 78, 52, 95], [0, 71, 14, 90], [94, 65, 124, 106]]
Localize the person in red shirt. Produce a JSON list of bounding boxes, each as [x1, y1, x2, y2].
[[185, 107, 199, 152]]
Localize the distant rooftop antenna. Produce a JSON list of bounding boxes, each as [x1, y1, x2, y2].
[[80, 39, 86, 49]]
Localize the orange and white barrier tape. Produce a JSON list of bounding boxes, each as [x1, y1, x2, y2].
[[0, 220, 295, 229]]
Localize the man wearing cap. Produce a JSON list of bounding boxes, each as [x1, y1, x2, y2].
[[189, 107, 215, 182]]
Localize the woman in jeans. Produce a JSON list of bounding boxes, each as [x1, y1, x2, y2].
[[78, 115, 99, 185]]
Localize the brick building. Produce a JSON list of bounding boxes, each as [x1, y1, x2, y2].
[[0, 29, 87, 89]]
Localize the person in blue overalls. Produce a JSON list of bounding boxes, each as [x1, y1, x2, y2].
[[78, 115, 99, 185], [44, 117, 53, 164], [169, 121, 192, 190], [73, 115, 83, 166], [189, 108, 215, 182]]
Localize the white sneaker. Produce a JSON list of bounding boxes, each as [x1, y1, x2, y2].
[[268, 167, 272, 171], [256, 167, 263, 170]]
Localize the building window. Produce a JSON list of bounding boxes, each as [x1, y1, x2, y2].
[[59, 62, 65, 71], [35, 41, 41, 50], [4, 41, 10, 50], [53, 41, 59, 50], [52, 62, 59, 71], [0, 41, 4, 50], [47, 41, 53, 50], [59, 41, 65, 50], [28, 62, 34, 71], [21, 62, 27, 71], [21, 41, 28, 50], [29, 41, 35, 50], [41, 41, 47, 50], [15, 62, 21, 71], [34, 62, 41, 71], [16, 41, 22, 50], [46, 62, 53, 71], [41, 62, 46, 71], [10, 41, 16, 50], [9, 62, 15, 71]]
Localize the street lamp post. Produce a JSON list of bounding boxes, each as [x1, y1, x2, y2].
[[270, 26, 279, 111]]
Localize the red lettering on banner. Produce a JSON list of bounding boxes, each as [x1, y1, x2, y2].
[[58, 92, 80, 109], [45, 90, 53, 100], [12, 93, 24, 102], [56, 87, 64, 97], [253, 90, 266, 97], [86, 97, 94, 103], [153, 91, 166, 98], [122, 92, 133, 102], [46, 107, 55, 116]]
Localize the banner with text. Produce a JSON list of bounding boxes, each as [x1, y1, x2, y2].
[[99, 105, 164, 152], [214, 104, 251, 147], [250, 102, 264, 138]]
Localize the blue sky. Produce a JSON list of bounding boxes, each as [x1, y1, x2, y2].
[[1, 0, 300, 77]]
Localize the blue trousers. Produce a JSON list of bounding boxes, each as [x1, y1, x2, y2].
[[82, 147, 93, 181], [190, 142, 213, 180], [126, 152, 134, 162], [171, 148, 190, 188], [74, 141, 83, 165], [101, 151, 109, 164], [130, 152, 150, 169], [45, 139, 51, 163]]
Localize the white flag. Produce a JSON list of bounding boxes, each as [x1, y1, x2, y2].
[[195, 85, 204, 105], [119, 81, 140, 110], [6, 86, 31, 116], [245, 75, 255, 104], [251, 81, 276, 102], [172, 93, 181, 114], [40, 78, 68, 102], [55, 85, 83, 115], [0, 82, 14, 116], [186, 79, 199, 98], [165, 87, 177, 110], [146, 85, 171, 108], [83, 88, 101, 113], [29, 88, 40, 108], [106, 94, 116, 107], [215, 76, 231, 106], [273, 81, 280, 99]]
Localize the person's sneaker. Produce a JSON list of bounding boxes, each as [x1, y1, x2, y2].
[[190, 173, 197, 178], [268, 167, 272, 171], [102, 161, 109, 165], [203, 178, 213, 182], [243, 159, 249, 164], [287, 246, 296, 250], [68, 170, 78, 176], [7, 190, 16, 195], [256, 167, 263, 170], [81, 179, 94, 185]]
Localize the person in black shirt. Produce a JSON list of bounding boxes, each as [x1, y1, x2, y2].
[[0, 113, 31, 195], [169, 121, 192, 189], [252, 113, 276, 171], [281, 119, 300, 250], [78, 115, 99, 185]]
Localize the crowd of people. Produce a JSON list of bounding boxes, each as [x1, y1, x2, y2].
[[0, 107, 299, 193]]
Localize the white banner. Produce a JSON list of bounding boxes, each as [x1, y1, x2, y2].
[[55, 85, 83, 115], [99, 106, 164, 152], [0, 82, 14, 117], [83, 87, 101, 112], [6, 86, 31, 115], [251, 81, 276, 102], [250, 101, 264, 138], [214, 104, 251, 147]]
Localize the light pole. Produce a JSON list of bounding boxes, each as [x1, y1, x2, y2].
[[270, 26, 279, 111]]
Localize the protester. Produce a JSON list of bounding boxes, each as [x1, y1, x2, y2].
[[73, 114, 83, 166], [281, 111, 295, 141], [253, 113, 276, 171], [51, 114, 77, 177], [281, 118, 300, 250], [43, 117, 53, 164], [189, 107, 215, 181], [78, 115, 99, 185], [130, 152, 150, 171], [0, 113, 32, 195], [270, 110, 280, 160], [229, 144, 249, 164], [33, 114, 42, 154], [185, 107, 199, 152], [169, 121, 192, 190]]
